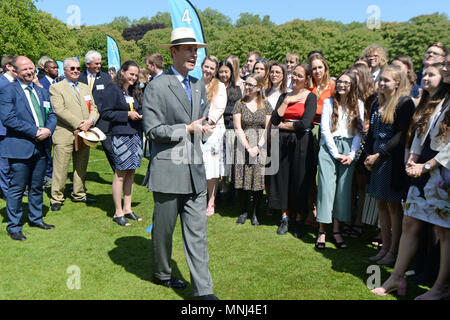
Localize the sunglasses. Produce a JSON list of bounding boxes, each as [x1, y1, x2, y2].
[[69, 67, 81, 71]]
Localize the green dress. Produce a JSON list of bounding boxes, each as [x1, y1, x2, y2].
[[232, 100, 272, 191]]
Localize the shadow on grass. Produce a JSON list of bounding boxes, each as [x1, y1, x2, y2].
[[303, 228, 430, 300], [108, 236, 191, 300]]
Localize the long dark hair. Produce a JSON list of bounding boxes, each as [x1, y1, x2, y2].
[[217, 60, 241, 102], [331, 71, 362, 134], [114, 60, 142, 106]]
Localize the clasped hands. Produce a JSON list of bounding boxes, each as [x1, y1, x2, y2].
[[364, 153, 380, 171], [405, 160, 425, 178], [187, 117, 216, 135], [128, 111, 143, 121], [337, 154, 353, 166], [35, 127, 51, 141]]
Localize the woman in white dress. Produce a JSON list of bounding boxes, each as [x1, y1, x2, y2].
[[201, 56, 227, 216], [371, 59, 449, 299]]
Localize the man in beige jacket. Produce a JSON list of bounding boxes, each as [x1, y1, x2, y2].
[[49, 57, 99, 211]]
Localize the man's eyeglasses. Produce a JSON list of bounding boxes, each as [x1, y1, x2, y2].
[[69, 67, 81, 71]]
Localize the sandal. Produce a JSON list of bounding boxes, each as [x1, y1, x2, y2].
[[206, 205, 215, 217], [342, 223, 353, 237], [350, 225, 363, 238], [124, 212, 142, 221], [333, 232, 348, 249], [113, 216, 131, 227], [315, 232, 326, 250]]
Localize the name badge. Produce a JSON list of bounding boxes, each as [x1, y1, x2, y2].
[[84, 95, 91, 101], [43, 101, 51, 109], [96, 84, 105, 90], [125, 97, 134, 104]]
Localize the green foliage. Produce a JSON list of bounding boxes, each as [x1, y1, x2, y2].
[[0, 3, 448, 78]]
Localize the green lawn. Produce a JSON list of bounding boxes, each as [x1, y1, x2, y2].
[[0, 146, 430, 300]]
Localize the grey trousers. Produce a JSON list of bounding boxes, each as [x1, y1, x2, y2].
[[152, 190, 213, 297]]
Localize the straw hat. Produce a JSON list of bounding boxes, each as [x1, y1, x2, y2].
[[78, 128, 106, 148], [161, 27, 207, 50]]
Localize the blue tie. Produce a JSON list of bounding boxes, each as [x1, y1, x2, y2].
[[182, 77, 192, 104]]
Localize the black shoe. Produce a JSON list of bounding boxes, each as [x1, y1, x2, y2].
[[236, 212, 248, 225], [9, 231, 27, 241], [293, 221, 305, 239], [51, 203, 62, 212], [153, 276, 187, 289], [113, 216, 131, 227], [198, 294, 219, 300], [315, 232, 326, 250], [277, 217, 289, 235], [251, 215, 260, 226], [73, 197, 96, 204], [29, 221, 55, 230]]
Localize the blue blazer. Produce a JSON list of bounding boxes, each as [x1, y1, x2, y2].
[[0, 82, 57, 159], [0, 74, 13, 136], [39, 76, 52, 90], [101, 82, 143, 137]]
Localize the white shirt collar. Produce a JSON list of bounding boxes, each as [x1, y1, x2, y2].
[[4, 73, 15, 83]]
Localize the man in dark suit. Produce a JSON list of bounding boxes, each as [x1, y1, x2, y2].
[[0, 56, 57, 241], [0, 55, 17, 199], [78, 50, 113, 170], [39, 60, 59, 91], [143, 28, 218, 300]]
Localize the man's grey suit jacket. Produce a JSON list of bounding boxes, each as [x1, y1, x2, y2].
[[143, 68, 210, 195]]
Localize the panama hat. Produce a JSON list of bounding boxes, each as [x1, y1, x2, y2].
[[78, 127, 106, 148], [161, 27, 207, 49]]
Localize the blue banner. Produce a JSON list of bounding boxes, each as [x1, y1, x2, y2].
[[107, 36, 121, 71], [168, 0, 207, 80], [56, 61, 64, 77]]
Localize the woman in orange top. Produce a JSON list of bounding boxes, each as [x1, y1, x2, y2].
[[306, 53, 335, 225]]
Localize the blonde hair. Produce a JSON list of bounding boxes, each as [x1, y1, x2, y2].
[[202, 55, 220, 102], [378, 66, 410, 124], [363, 44, 389, 69]]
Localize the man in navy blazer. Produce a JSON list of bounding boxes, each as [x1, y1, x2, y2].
[[0, 55, 17, 199], [39, 60, 59, 91], [78, 50, 113, 170], [0, 56, 57, 241]]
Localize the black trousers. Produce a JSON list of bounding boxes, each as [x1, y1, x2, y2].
[[269, 130, 313, 213]]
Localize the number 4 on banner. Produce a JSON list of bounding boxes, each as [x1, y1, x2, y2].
[[182, 9, 192, 24]]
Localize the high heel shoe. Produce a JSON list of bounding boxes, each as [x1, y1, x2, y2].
[[332, 232, 348, 249], [315, 232, 326, 250], [371, 277, 407, 297]]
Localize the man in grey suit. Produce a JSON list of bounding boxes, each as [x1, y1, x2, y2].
[[143, 28, 218, 300]]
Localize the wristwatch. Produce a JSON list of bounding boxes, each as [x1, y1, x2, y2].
[[424, 163, 432, 171]]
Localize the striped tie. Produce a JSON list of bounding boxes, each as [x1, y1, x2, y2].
[[25, 86, 45, 127]]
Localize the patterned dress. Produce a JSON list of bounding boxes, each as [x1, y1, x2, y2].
[[233, 100, 272, 191], [367, 105, 404, 202]]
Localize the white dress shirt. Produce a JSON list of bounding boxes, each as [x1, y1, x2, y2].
[[321, 98, 365, 160]]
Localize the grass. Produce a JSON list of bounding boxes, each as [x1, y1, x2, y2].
[[0, 146, 431, 300]]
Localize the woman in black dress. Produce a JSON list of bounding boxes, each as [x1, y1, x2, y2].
[[364, 66, 415, 265]]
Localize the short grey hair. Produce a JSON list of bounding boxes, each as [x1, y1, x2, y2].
[[85, 50, 102, 64], [63, 57, 80, 70]]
